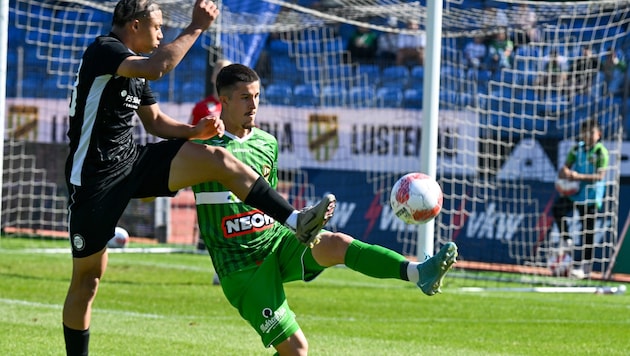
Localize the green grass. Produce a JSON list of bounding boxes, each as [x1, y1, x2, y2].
[[1, 237, 629, 355]]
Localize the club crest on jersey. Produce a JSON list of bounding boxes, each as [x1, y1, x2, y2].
[[72, 234, 85, 251], [221, 210, 275, 238], [261, 164, 271, 180], [307, 114, 339, 162]]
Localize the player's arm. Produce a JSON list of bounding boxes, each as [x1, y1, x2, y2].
[[570, 146, 609, 182], [117, 0, 219, 80], [136, 103, 224, 140], [565, 167, 606, 182], [558, 147, 577, 180]]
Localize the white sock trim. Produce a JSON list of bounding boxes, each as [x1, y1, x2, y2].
[[407, 262, 420, 284], [284, 210, 299, 231]]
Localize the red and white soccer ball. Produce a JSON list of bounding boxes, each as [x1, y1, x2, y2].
[[555, 178, 580, 196], [107, 226, 129, 248], [390, 172, 443, 225], [548, 251, 572, 277]]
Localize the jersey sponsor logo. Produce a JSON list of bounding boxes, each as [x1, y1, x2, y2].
[[120, 89, 141, 109], [221, 210, 275, 238], [259, 306, 288, 334]]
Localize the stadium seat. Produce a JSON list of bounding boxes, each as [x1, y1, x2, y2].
[[515, 45, 540, 58], [293, 84, 319, 107], [380, 65, 409, 88], [271, 56, 299, 84], [408, 65, 424, 88], [264, 83, 293, 106], [439, 91, 458, 107], [403, 88, 423, 109], [348, 87, 376, 108], [376, 87, 403, 107], [321, 85, 347, 107], [357, 64, 381, 85]]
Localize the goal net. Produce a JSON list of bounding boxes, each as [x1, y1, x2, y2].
[[2, 0, 628, 286]]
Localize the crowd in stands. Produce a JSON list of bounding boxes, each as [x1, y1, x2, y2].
[[5, 1, 629, 135], [258, 9, 628, 109]]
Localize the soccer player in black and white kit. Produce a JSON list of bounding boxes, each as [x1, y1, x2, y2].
[[62, 1, 335, 354]]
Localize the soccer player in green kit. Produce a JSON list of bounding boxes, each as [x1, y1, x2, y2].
[[192, 63, 458, 355]]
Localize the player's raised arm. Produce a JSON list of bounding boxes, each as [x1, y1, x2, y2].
[[116, 0, 219, 80]]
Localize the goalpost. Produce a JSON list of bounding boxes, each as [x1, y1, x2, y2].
[[1, 0, 628, 289]]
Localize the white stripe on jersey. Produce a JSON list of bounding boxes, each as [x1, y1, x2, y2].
[[70, 74, 112, 186], [195, 191, 242, 205]]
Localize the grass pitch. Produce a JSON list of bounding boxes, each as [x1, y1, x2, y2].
[[1, 237, 629, 355]]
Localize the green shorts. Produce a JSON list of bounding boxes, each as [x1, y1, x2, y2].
[[219, 226, 326, 348]]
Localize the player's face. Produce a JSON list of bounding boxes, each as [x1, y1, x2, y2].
[[222, 81, 260, 135], [581, 127, 600, 147], [134, 9, 163, 54]]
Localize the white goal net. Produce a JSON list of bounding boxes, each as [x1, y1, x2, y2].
[[2, 0, 628, 286]]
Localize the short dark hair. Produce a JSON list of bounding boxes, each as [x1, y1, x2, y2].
[[581, 118, 601, 132], [112, 0, 159, 27], [215, 64, 260, 96]]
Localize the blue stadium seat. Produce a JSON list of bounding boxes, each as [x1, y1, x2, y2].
[[264, 83, 293, 106], [321, 85, 347, 107], [348, 87, 376, 108], [380, 65, 409, 88], [376, 87, 403, 107], [271, 56, 299, 84], [408, 65, 424, 88], [515, 45, 540, 58], [403, 88, 423, 109], [293, 84, 319, 107], [357, 64, 381, 85]]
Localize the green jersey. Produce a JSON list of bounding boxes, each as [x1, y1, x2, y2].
[[565, 140, 608, 208], [192, 128, 283, 276]]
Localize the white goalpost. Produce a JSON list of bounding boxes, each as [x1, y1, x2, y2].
[[0, 0, 8, 231], [1, 0, 628, 291]]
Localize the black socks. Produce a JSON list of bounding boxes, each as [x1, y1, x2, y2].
[[244, 176, 294, 223], [63, 324, 89, 356]]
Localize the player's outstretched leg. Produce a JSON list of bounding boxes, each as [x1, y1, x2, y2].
[[417, 242, 458, 296], [295, 194, 336, 248]]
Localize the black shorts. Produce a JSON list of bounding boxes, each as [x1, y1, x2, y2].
[[67, 139, 186, 257]]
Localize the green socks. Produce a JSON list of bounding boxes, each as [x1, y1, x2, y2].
[[344, 239, 409, 280]]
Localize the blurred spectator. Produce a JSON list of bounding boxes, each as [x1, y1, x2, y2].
[[601, 47, 627, 95], [486, 28, 514, 73], [482, 7, 509, 44], [511, 3, 539, 46], [395, 20, 426, 67], [376, 16, 399, 67], [347, 26, 379, 64], [463, 35, 488, 70], [535, 48, 568, 95], [569, 46, 600, 94]]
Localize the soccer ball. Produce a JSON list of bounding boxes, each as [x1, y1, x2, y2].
[[548, 251, 572, 277], [390, 172, 443, 224], [555, 178, 580, 196], [107, 227, 129, 248]]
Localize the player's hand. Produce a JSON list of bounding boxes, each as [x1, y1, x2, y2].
[[193, 115, 224, 139], [191, 0, 220, 31], [558, 166, 571, 179]]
